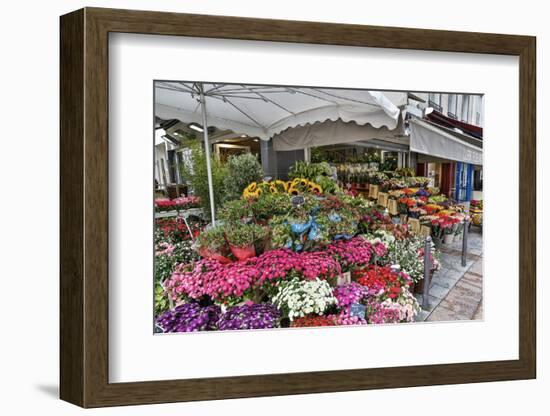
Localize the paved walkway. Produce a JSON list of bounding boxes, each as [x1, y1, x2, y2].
[[415, 228, 483, 322]]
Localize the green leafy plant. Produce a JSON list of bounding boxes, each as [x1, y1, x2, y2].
[[179, 143, 228, 219], [225, 223, 265, 248], [224, 153, 264, 200], [288, 161, 332, 181], [250, 193, 293, 222], [218, 199, 251, 223], [196, 225, 228, 253]]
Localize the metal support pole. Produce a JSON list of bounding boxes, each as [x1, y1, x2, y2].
[[461, 220, 469, 267], [198, 84, 217, 225], [422, 236, 432, 310]]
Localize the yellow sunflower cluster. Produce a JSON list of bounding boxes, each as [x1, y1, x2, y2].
[[242, 178, 322, 199]]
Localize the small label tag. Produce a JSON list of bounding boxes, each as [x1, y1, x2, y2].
[[291, 195, 305, 207], [336, 271, 351, 286], [350, 303, 366, 319]]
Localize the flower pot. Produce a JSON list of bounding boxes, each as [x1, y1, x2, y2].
[[412, 278, 424, 295], [230, 244, 256, 261], [443, 233, 454, 244], [199, 248, 232, 263]]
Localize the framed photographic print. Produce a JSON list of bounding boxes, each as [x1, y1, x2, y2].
[[60, 7, 536, 408]]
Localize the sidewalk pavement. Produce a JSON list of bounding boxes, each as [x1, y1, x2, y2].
[[415, 228, 483, 322]]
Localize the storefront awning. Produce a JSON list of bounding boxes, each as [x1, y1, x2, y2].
[[272, 119, 404, 151], [409, 119, 483, 165]]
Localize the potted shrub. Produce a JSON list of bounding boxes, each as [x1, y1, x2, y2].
[[196, 226, 231, 263], [225, 223, 260, 261]]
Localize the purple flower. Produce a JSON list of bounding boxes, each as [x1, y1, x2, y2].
[[217, 303, 281, 330], [156, 303, 221, 333], [333, 282, 368, 310]]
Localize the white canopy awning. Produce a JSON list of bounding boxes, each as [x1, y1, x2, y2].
[[155, 83, 407, 141], [273, 118, 404, 151], [409, 119, 483, 165]]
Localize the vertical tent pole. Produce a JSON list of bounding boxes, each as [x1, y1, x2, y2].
[[198, 84, 217, 225], [422, 236, 432, 310]]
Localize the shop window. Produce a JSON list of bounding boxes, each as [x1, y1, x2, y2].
[[447, 94, 458, 119]]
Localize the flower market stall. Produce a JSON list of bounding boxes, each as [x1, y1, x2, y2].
[[151, 156, 476, 333]]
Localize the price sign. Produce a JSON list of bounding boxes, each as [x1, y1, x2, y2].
[[377, 192, 389, 208], [408, 218, 421, 234], [350, 303, 366, 320], [290, 195, 305, 207], [368, 184, 379, 199], [387, 198, 398, 215], [420, 225, 432, 237]]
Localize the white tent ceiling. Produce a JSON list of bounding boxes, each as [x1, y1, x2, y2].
[[155, 82, 407, 141]]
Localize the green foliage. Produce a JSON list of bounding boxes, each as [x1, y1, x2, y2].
[[250, 193, 293, 222], [218, 199, 252, 223], [179, 143, 228, 219], [196, 225, 228, 252], [224, 153, 264, 200], [288, 161, 332, 181], [225, 223, 266, 248], [154, 283, 170, 315]]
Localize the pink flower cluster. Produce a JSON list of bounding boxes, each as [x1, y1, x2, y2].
[[166, 248, 344, 303], [334, 311, 368, 326], [253, 249, 303, 284], [366, 301, 402, 324], [332, 282, 368, 310], [326, 237, 381, 269], [155, 242, 175, 256], [298, 251, 342, 280], [165, 259, 260, 301], [155, 196, 201, 210]]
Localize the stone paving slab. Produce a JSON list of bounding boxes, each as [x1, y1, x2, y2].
[[427, 265, 483, 322]]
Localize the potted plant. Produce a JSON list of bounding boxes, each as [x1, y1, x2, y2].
[[225, 223, 263, 261], [196, 226, 231, 263]]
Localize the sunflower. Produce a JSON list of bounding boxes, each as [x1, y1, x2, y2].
[[242, 182, 259, 198], [287, 186, 299, 195], [310, 184, 323, 194], [269, 184, 278, 194], [274, 179, 288, 192]]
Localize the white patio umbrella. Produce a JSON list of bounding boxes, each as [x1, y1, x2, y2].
[[155, 82, 407, 224]]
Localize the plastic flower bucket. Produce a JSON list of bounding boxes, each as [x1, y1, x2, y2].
[[199, 248, 232, 263], [230, 245, 256, 261], [443, 233, 454, 244]]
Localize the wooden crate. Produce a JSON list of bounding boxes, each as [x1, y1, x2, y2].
[[368, 184, 379, 199], [377, 192, 389, 208]]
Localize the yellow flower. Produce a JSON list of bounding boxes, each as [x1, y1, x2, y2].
[[243, 182, 260, 198], [274, 180, 287, 191], [288, 186, 299, 195], [269, 184, 278, 194], [310, 184, 322, 194]]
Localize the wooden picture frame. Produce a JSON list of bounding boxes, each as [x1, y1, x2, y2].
[[60, 7, 536, 408]]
